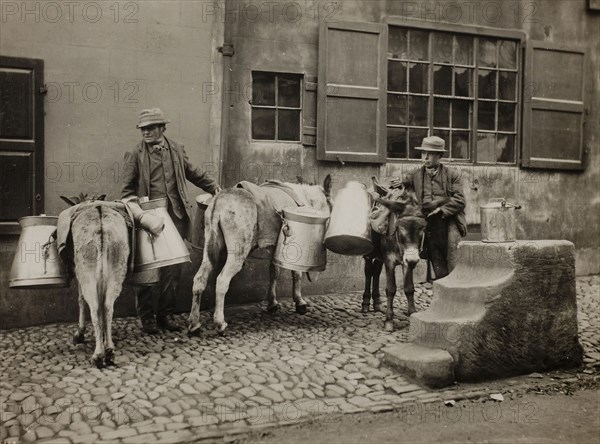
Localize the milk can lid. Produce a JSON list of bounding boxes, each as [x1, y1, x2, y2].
[[282, 206, 330, 224]]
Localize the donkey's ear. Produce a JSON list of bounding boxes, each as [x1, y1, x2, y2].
[[296, 175, 304, 184], [96, 194, 107, 201], [60, 196, 79, 206], [371, 176, 388, 196], [323, 174, 332, 197]]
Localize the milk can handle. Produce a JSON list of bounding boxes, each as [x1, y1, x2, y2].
[[282, 220, 292, 245]]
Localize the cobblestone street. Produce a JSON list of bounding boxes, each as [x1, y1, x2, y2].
[[1, 276, 598, 443]]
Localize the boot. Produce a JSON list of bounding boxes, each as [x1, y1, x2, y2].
[[157, 314, 182, 332], [140, 317, 159, 335]]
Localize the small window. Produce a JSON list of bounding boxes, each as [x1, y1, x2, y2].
[[251, 72, 302, 142]]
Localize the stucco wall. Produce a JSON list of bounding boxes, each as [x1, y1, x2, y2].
[[0, 0, 223, 328]]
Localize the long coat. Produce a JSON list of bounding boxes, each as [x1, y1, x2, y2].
[[121, 136, 218, 237], [405, 164, 467, 237]]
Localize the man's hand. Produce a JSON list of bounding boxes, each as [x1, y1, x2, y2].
[[213, 186, 222, 195], [427, 207, 443, 218]]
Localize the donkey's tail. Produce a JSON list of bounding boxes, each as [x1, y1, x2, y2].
[[202, 197, 225, 269]]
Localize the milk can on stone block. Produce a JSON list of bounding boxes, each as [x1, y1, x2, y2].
[[135, 198, 191, 271], [10, 216, 69, 288], [324, 181, 373, 256], [480, 198, 521, 242], [273, 206, 329, 272]]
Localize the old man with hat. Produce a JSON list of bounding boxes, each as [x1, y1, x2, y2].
[[121, 108, 221, 334], [392, 136, 467, 281]]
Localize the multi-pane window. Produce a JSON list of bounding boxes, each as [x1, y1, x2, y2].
[[386, 27, 520, 164], [251, 72, 302, 142]]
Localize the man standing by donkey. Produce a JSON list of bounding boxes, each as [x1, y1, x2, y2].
[[122, 108, 221, 334], [393, 136, 467, 281]]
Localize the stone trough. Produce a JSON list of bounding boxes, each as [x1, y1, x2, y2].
[[383, 240, 584, 388]]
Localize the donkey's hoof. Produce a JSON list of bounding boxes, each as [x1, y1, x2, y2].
[[72, 332, 85, 345], [295, 304, 308, 315], [267, 304, 280, 314], [360, 304, 370, 313], [406, 307, 417, 317], [91, 355, 105, 369], [373, 304, 383, 313], [188, 326, 202, 337], [384, 321, 394, 332], [104, 349, 116, 367], [216, 322, 228, 336]]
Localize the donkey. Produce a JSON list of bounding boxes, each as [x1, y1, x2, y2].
[[364, 179, 427, 331], [188, 175, 332, 336], [59, 193, 131, 367]]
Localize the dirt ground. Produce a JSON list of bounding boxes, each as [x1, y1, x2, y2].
[[241, 382, 600, 444]]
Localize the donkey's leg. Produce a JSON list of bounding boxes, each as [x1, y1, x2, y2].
[[79, 279, 105, 368], [362, 258, 373, 313], [292, 271, 308, 315], [103, 279, 122, 367], [267, 248, 280, 313], [372, 260, 384, 313], [403, 264, 417, 316], [384, 262, 397, 332], [188, 259, 214, 335], [73, 284, 86, 344], [213, 250, 248, 335]]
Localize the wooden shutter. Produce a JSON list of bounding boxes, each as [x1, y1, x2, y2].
[[317, 21, 387, 163], [521, 42, 586, 170], [0, 56, 45, 233]]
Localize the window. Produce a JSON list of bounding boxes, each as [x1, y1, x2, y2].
[[386, 27, 520, 164], [316, 20, 586, 170], [251, 72, 302, 142]]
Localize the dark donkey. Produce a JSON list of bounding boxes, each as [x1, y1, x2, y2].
[[363, 178, 427, 331]]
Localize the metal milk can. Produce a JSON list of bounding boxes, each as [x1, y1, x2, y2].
[[480, 198, 521, 242], [135, 198, 191, 271], [274, 206, 329, 272], [324, 181, 373, 256], [10, 215, 68, 288]]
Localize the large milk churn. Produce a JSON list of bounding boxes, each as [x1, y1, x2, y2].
[[324, 181, 373, 256], [274, 206, 329, 272], [480, 198, 521, 242], [10, 216, 68, 288], [135, 198, 191, 271]]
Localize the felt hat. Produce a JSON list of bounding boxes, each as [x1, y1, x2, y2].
[[414, 136, 447, 152], [136, 108, 170, 129]]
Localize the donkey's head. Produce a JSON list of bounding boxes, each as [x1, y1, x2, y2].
[[371, 177, 426, 268], [294, 174, 332, 214], [60, 193, 107, 207]]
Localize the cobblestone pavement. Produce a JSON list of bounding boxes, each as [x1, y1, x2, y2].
[[1, 276, 598, 443]]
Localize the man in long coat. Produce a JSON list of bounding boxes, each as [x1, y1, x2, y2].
[[121, 108, 221, 334], [394, 136, 467, 281]]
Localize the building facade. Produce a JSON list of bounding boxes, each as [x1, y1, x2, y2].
[[1, 0, 598, 328]]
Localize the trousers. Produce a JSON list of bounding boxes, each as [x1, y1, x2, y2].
[[136, 213, 187, 321], [424, 215, 461, 281]]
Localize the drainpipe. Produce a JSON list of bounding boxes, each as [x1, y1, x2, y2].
[[217, 4, 234, 187]]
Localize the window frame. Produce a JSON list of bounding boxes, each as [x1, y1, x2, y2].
[[250, 71, 303, 143], [384, 17, 525, 166]]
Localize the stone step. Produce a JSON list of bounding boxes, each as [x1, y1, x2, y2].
[[382, 343, 455, 389]]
